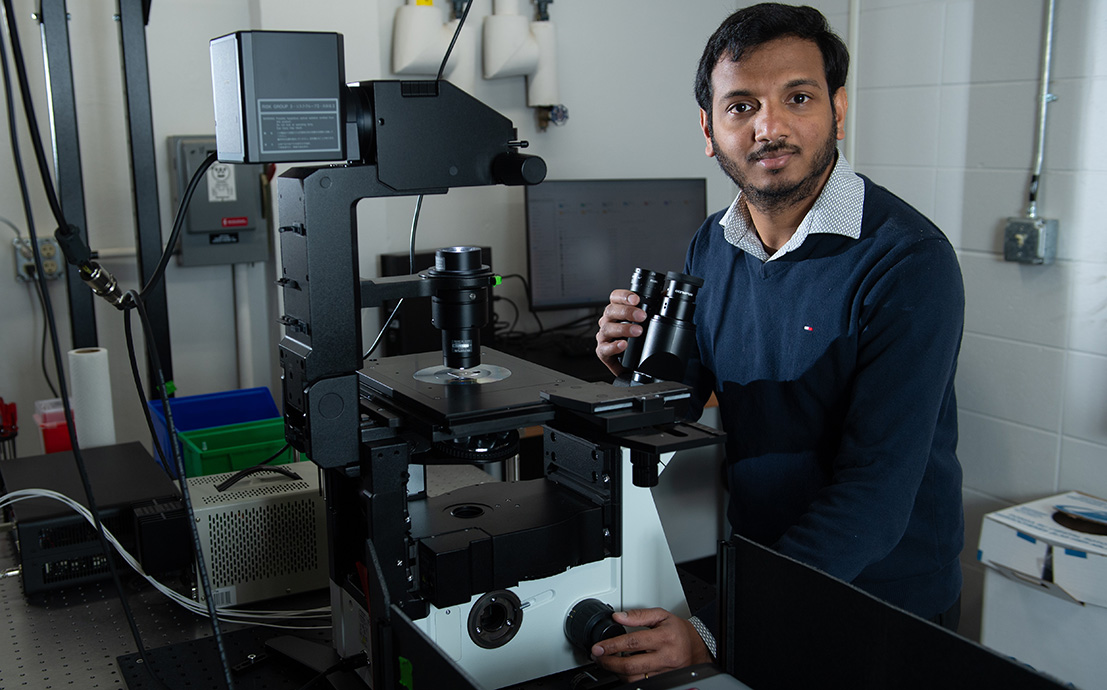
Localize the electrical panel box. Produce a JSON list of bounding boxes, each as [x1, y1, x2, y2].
[[1003, 216, 1057, 265], [168, 135, 269, 266]]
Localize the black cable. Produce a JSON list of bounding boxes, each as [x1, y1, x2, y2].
[[493, 295, 520, 335], [0, 10, 168, 688], [1, 0, 65, 229], [499, 273, 544, 333], [29, 274, 59, 397], [0, 214, 22, 237], [132, 293, 236, 690], [215, 457, 299, 493], [140, 151, 216, 299], [364, 194, 424, 360], [436, 0, 474, 82], [123, 306, 174, 477]]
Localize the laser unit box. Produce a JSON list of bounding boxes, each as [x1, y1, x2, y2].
[[0, 442, 182, 595]]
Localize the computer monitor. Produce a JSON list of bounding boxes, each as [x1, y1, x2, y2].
[[524, 178, 708, 311]]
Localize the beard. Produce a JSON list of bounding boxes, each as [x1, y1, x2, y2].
[[713, 116, 839, 215]]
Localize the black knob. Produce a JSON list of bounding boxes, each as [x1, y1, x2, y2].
[[565, 598, 626, 652]]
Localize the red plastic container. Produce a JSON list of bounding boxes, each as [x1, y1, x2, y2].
[[34, 399, 73, 453]]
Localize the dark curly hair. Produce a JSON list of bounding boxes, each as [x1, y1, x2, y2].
[[694, 3, 849, 134]]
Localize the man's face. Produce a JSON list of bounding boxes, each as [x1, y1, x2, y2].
[[700, 37, 847, 214]]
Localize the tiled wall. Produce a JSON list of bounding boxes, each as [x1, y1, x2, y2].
[[850, 0, 1107, 641]]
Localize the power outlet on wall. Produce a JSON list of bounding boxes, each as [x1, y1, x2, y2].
[[1003, 217, 1058, 265], [12, 238, 63, 282]]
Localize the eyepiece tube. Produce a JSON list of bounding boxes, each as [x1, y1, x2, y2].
[[632, 271, 704, 384], [619, 268, 665, 372]]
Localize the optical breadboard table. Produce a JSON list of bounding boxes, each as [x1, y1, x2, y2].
[[2, 460, 716, 689]]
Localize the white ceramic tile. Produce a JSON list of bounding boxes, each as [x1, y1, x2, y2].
[[1071, 77, 1107, 173], [957, 410, 1060, 501], [852, 165, 937, 220], [941, 1, 974, 85], [797, 0, 850, 16], [1068, 261, 1107, 357], [861, 0, 942, 9], [1048, 171, 1107, 263], [960, 252, 1071, 348], [932, 167, 969, 250], [937, 80, 1038, 172], [955, 333, 1064, 428], [1051, 0, 1107, 80], [1062, 351, 1107, 445], [854, 86, 941, 167], [1059, 437, 1107, 500], [825, 11, 851, 48], [935, 84, 970, 171], [1034, 78, 1099, 175], [941, 0, 1045, 85], [859, 3, 945, 88], [933, 169, 1030, 255]]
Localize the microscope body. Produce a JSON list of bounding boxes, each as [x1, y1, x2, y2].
[[213, 30, 723, 690]]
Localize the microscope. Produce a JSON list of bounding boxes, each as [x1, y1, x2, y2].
[[211, 31, 723, 689]]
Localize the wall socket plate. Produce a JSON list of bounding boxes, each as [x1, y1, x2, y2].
[[12, 237, 63, 282], [1003, 217, 1058, 265]]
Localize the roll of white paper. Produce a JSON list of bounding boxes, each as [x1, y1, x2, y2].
[[68, 347, 117, 449]]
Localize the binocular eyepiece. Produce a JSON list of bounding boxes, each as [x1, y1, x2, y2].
[[620, 268, 704, 384]]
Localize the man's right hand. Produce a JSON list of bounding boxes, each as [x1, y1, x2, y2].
[[596, 289, 647, 377]]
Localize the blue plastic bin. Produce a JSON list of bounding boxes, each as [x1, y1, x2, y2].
[[147, 387, 280, 476]]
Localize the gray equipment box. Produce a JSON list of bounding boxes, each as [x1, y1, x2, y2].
[[186, 461, 327, 607]]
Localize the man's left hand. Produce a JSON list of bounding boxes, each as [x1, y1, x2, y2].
[[589, 608, 713, 682]]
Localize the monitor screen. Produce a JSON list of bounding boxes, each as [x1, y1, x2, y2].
[[524, 178, 708, 311]]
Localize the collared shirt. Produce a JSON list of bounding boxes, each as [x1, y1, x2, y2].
[[718, 153, 865, 262]]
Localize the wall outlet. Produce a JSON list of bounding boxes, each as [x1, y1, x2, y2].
[[12, 238, 63, 282], [1003, 217, 1057, 265]]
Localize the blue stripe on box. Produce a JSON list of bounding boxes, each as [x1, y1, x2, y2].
[[1064, 549, 1087, 559], [1016, 531, 1037, 544], [976, 549, 983, 561]]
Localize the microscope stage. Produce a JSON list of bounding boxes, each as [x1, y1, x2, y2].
[[359, 347, 594, 429]]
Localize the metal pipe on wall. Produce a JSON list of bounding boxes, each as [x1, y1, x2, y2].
[[845, 0, 860, 165], [1027, 0, 1057, 219]]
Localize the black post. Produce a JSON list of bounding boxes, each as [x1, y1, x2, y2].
[[37, 0, 98, 349], [116, 0, 171, 393]]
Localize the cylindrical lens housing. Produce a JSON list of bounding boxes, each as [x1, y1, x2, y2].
[[620, 268, 664, 372], [429, 247, 492, 369]]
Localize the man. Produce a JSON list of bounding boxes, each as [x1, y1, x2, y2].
[[593, 3, 965, 682]]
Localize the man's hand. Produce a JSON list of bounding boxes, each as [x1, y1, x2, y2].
[[596, 289, 647, 377], [589, 608, 712, 682]]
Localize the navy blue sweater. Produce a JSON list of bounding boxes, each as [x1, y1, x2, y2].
[[685, 177, 964, 619]]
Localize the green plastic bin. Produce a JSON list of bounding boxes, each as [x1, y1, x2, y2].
[[179, 418, 295, 477]]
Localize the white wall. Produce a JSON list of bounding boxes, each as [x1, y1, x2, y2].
[[850, 0, 1107, 642]]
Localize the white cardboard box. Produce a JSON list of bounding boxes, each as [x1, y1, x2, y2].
[[979, 491, 1107, 690]]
